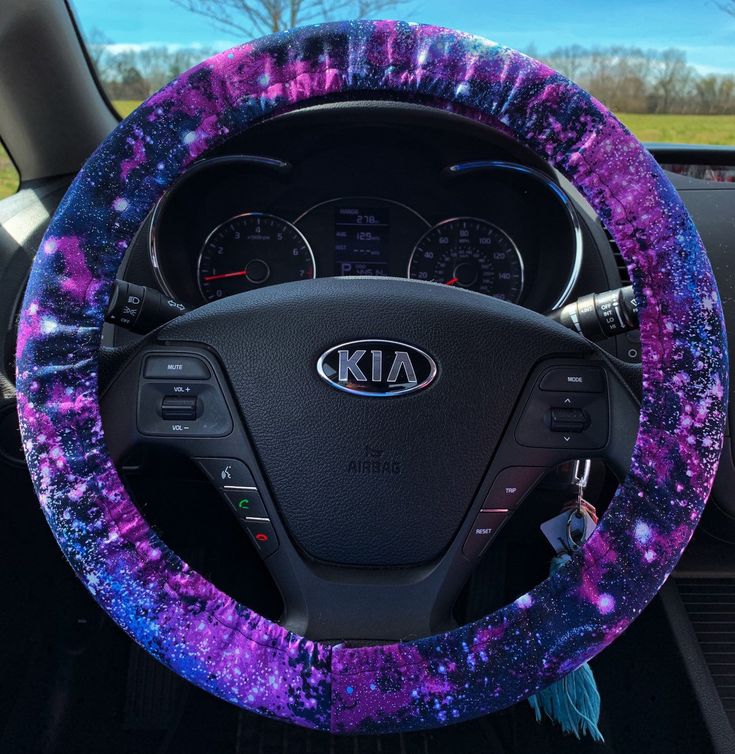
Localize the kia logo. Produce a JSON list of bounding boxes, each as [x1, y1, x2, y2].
[[317, 340, 437, 397]]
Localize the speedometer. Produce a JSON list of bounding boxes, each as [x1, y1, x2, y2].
[[197, 213, 315, 301], [408, 217, 524, 302]]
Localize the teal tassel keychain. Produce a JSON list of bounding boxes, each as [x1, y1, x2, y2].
[[528, 551, 604, 741], [529, 461, 604, 742]]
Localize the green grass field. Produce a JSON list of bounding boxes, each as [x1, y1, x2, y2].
[[0, 143, 18, 199], [617, 113, 735, 145], [1, 109, 734, 201], [113, 100, 140, 118]]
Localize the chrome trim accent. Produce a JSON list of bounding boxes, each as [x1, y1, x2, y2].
[[195, 212, 316, 302], [149, 155, 291, 299], [443, 161, 584, 309], [407, 216, 525, 304], [317, 339, 437, 398], [224, 485, 258, 491]]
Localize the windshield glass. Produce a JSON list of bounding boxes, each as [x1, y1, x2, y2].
[[72, 0, 735, 144]]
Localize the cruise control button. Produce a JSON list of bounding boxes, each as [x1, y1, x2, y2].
[[245, 520, 279, 557], [196, 458, 256, 488], [224, 489, 268, 519], [144, 355, 211, 380], [462, 510, 509, 560], [482, 467, 545, 511], [539, 366, 604, 393]]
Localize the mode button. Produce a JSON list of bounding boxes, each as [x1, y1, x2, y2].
[[539, 366, 604, 393]]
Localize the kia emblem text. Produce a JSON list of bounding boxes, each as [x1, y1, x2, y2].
[[317, 340, 437, 397]]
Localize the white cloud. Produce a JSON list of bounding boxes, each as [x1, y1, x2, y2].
[[99, 39, 238, 53]]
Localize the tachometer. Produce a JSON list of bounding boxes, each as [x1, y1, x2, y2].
[[197, 213, 315, 301], [408, 217, 523, 302]]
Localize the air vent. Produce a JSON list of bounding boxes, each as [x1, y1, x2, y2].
[[677, 577, 735, 726], [602, 225, 632, 286]]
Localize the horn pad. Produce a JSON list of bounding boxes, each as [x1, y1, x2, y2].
[[160, 276, 589, 565]]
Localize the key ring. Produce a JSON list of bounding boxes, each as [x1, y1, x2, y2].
[[565, 509, 588, 552], [571, 459, 591, 496], [565, 459, 592, 552]]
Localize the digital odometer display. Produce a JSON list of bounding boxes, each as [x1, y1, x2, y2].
[[408, 217, 524, 302], [334, 206, 390, 276]]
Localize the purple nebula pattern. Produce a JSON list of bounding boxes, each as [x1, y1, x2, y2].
[[15, 21, 728, 734]]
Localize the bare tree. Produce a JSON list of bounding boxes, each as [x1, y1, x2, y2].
[[90, 37, 735, 115], [544, 45, 587, 82], [170, 0, 408, 38], [696, 75, 735, 114], [86, 27, 114, 74], [652, 48, 692, 113]]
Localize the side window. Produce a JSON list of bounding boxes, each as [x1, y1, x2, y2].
[[0, 142, 18, 199]]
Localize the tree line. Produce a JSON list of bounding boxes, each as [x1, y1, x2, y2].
[[538, 45, 734, 115], [90, 38, 735, 115]]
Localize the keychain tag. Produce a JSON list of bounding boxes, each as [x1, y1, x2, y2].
[[540, 460, 597, 554], [540, 507, 597, 555]]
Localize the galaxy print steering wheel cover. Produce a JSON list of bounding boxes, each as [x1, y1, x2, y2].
[[15, 20, 728, 734]]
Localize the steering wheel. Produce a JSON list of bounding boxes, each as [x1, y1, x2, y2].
[[15, 21, 727, 734]]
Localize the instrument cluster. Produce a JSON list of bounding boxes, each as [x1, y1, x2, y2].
[[149, 121, 583, 315], [190, 191, 531, 304]]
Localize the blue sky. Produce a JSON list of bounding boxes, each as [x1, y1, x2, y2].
[[72, 0, 735, 74]]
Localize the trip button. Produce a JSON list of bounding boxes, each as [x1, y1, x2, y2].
[[539, 367, 604, 393], [482, 467, 545, 511], [144, 355, 211, 380], [196, 458, 256, 489], [224, 489, 268, 519], [462, 510, 509, 560], [245, 520, 279, 558]]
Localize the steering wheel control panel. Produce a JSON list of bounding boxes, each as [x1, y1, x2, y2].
[[515, 366, 609, 450], [137, 353, 233, 437], [462, 466, 546, 560], [196, 457, 279, 558]]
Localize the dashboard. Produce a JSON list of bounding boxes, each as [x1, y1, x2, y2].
[[148, 105, 583, 315]]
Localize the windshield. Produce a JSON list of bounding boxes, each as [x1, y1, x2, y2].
[[71, 1, 735, 145]]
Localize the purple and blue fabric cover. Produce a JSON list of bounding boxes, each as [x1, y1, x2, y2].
[[15, 21, 728, 734]]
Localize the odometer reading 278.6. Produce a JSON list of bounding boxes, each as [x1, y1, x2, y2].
[[408, 217, 524, 302], [197, 213, 315, 301]]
